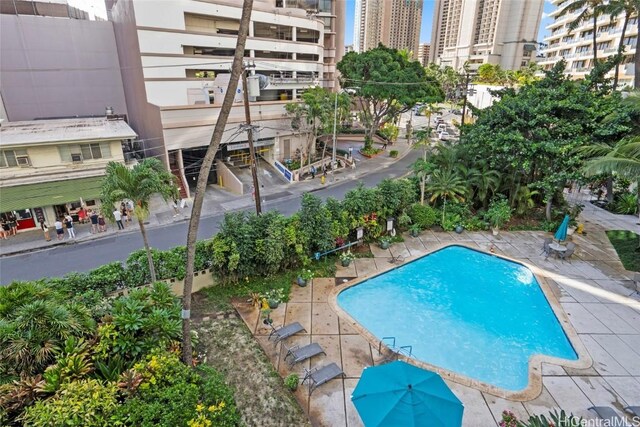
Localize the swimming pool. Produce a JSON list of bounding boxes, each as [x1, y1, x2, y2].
[[337, 245, 578, 391]]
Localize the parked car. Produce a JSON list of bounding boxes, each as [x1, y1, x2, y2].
[[438, 131, 450, 140], [451, 109, 462, 115], [436, 124, 447, 133]]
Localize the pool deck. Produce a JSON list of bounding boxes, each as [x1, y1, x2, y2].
[[234, 213, 640, 426]]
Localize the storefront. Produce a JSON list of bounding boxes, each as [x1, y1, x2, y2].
[[0, 176, 104, 232]]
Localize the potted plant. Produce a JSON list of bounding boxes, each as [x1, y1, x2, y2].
[[484, 198, 512, 236], [409, 224, 420, 238], [455, 224, 464, 234], [284, 373, 299, 391], [264, 288, 284, 309], [297, 269, 314, 287], [261, 307, 272, 325], [380, 236, 391, 249], [339, 251, 356, 267]]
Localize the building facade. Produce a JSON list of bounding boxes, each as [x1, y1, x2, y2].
[[0, 117, 136, 231], [429, 0, 544, 71], [0, 6, 127, 122], [539, 0, 637, 88], [418, 43, 431, 66], [354, 0, 423, 57], [106, 0, 345, 197]]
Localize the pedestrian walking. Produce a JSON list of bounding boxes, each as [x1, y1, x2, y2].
[[348, 146, 353, 159], [126, 200, 134, 222], [310, 165, 316, 179], [64, 214, 75, 239], [0, 218, 9, 239], [98, 213, 106, 232], [54, 217, 64, 240], [89, 210, 98, 234], [172, 199, 180, 217], [8, 214, 17, 236], [382, 142, 388, 150], [113, 209, 124, 230], [77, 206, 88, 224], [39, 219, 51, 241], [120, 205, 128, 226]]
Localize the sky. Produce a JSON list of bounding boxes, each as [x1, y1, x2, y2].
[[343, 0, 557, 46]]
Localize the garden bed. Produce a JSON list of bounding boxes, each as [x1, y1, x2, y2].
[[194, 316, 310, 427], [606, 230, 640, 272]]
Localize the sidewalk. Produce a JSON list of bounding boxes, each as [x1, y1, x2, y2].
[[0, 137, 416, 258]]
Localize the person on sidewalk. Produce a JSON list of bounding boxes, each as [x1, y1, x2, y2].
[[64, 214, 75, 239], [98, 213, 106, 232], [39, 219, 51, 241], [1, 218, 9, 239], [89, 210, 98, 234], [113, 209, 124, 230], [172, 199, 180, 217], [125, 200, 134, 222], [8, 214, 17, 236], [54, 217, 64, 240], [310, 165, 316, 179]]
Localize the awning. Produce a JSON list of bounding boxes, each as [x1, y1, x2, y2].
[[0, 176, 104, 212]]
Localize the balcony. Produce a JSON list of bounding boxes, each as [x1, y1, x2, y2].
[[267, 75, 319, 87]]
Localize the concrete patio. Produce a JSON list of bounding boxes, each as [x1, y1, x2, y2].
[[235, 211, 640, 426]]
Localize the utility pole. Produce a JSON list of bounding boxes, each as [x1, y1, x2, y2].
[[241, 64, 262, 214], [331, 90, 338, 182]]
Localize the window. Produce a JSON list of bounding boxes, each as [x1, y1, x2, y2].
[[59, 143, 111, 163], [0, 149, 30, 168]]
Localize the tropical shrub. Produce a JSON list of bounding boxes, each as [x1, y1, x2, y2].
[[485, 197, 512, 229], [93, 283, 181, 361], [20, 379, 121, 427], [614, 193, 638, 214], [408, 203, 437, 229], [116, 352, 240, 427], [377, 179, 417, 219], [299, 194, 334, 254], [0, 281, 95, 379]]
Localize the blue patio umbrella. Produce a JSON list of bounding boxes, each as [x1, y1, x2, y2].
[[554, 214, 571, 242], [351, 361, 464, 427]]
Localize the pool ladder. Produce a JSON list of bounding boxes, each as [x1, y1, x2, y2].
[[378, 336, 413, 363]]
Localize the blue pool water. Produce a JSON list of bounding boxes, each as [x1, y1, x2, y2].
[[337, 246, 578, 391]]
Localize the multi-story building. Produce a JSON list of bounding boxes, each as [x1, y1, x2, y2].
[[539, 0, 637, 88], [0, 116, 136, 231], [0, 1, 127, 121], [354, 0, 423, 57], [429, 0, 544, 71], [106, 0, 345, 196], [418, 43, 431, 66]]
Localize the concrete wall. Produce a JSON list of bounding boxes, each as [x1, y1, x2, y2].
[[216, 159, 243, 195], [108, 0, 167, 165], [0, 15, 127, 121]]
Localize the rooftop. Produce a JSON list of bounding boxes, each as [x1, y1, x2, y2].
[[0, 117, 137, 146]]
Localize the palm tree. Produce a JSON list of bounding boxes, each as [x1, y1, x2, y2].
[[101, 158, 177, 283], [426, 168, 467, 224], [181, 0, 253, 366], [606, 0, 640, 90], [558, 0, 609, 67]]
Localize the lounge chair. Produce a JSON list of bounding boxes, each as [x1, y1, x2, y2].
[[558, 242, 576, 262], [541, 237, 553, 257], [268, 322, 305, 344], [302, 362, 345, 394], [284, 342, 326, 367], [589, 406, 625, 424]]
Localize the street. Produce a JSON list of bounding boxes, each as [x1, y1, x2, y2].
[[0, 146, 423, 284]]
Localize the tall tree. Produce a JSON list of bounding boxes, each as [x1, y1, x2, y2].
[[181, 0, 253, 366], [426, 168, 467, 224], [337, 44, 443, 141], [558, 0, 608, 67], [606, 0, 640, 89], [101, 159, 177, 283], [285, 87, 350, 168]]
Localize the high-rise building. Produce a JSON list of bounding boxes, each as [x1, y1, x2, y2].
[[106, 0, 345, 197], [354, 0, 423, 57], [539, 0, 637, 88], [418, 43, 430, 66], [429, 0, 544, 71]]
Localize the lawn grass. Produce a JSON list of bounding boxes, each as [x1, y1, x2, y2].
[[606, 230, 640, 272]]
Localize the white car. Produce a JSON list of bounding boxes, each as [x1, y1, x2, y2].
[[438, 131, 450, 140]]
